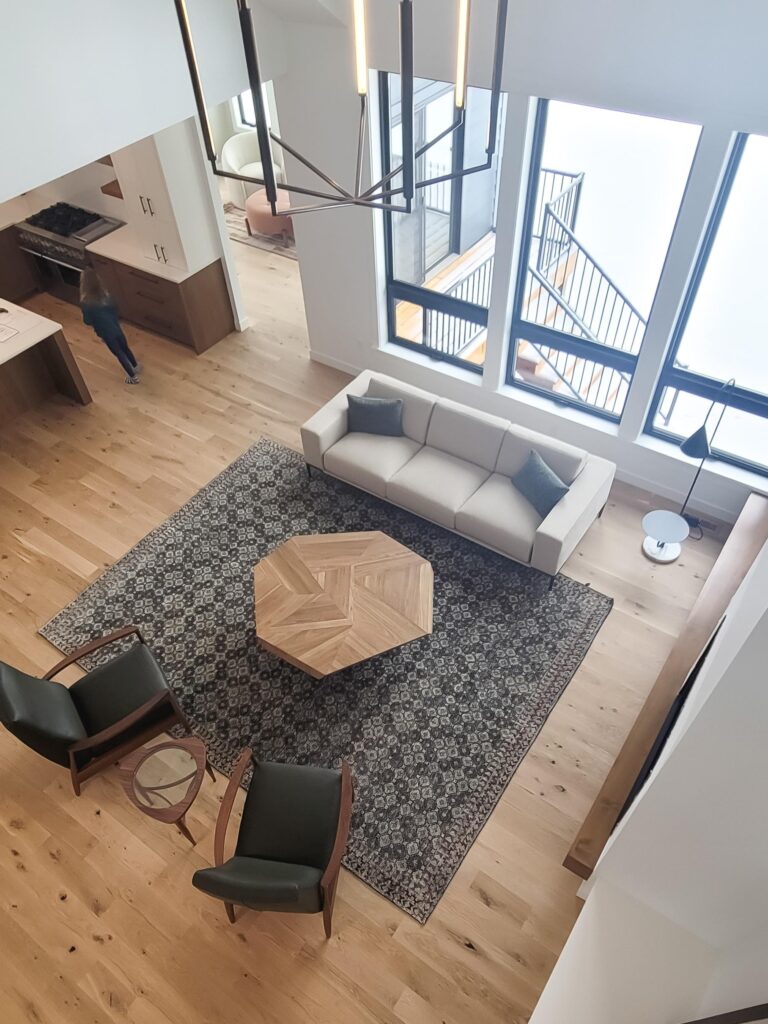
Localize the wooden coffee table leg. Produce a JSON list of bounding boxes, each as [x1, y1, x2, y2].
[[176, 815, 196, 846]]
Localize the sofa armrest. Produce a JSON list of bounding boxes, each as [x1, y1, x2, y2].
[[531, 456, 616, 576], [300, 371, 373, 469]]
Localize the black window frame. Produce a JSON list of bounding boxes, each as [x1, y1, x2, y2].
[[379, 71, 490, 376], [504, 100, 643, 423], [645, 133, 768, 477]]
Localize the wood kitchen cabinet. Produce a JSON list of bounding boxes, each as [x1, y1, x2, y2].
[[88, 252, 235, 354], [0, 226, 39, 302]]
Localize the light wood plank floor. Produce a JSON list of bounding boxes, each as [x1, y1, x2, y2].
[[0, 241, 725, 1024]]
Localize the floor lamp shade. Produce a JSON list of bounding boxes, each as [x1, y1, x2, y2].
[[680, 425, 711, 460]]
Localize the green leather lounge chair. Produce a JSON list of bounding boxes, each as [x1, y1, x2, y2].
[[0, 626, 190, 795], [193, 748, 353, 938]]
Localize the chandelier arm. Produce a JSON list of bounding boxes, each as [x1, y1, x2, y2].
[[269, 131, 353, 199], [238, 0, 279, 209], [354, 95, 368, 198], [212, 167, 360, 204], [288, 198, 411, 216], [361, 115, 464, 200], [174, 0, 217, 164], [486, 0, 510, 158], [416, 156, 494, 189], [399, 0, 415, 205]]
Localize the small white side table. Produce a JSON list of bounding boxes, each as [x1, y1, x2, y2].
[[642, 510, 690, 563]]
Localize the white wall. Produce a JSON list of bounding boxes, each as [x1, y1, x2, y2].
[[529, 879, 715, 1024], [595, 546, 768, 948], [529, 534, 768, 1024], [699, 927, 768, 1018], [270, 0, 768, 521], [0, 0, 285, 203]]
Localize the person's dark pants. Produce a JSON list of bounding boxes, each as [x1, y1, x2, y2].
[[101, 329, 138, 376]]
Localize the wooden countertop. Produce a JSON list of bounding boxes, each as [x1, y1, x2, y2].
[[0, 299, 62, 366]]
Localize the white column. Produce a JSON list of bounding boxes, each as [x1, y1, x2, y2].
[[618, 126, 736, 440], [481, 94, 537, 392]]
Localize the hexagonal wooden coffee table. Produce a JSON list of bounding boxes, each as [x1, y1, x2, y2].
[[253, 531, 433, 679]]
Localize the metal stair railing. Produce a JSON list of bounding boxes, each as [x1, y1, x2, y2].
[[535, 204, 647, 354]]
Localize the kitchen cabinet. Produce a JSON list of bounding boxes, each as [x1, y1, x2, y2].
[[0, 226, 39, 302], [110, 119, 221, 277], [87, 250, 235, 354]]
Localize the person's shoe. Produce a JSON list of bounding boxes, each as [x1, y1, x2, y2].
[[125, 375, 140, 385]]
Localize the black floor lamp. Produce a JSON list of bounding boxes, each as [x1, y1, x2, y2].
[[679, 378, 736, 531]]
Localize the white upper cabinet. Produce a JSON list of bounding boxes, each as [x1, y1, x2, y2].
[[111, 119, 220, 276]]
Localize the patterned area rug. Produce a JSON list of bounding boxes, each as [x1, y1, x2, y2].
[[41, 439, 612, 922]]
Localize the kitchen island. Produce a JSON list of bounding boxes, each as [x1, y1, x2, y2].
[[0, 300, 91, 428]]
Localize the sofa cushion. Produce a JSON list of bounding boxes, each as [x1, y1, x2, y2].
[[426, 400, 509, 472], [511, 449, 570, 518], [455, 473, 542, 564], [347, 394, 403, 436], [387, 446, 490, 529], [324, 433, 421, 498], [367, 375, 436, 444], [496, 425, 586, 485]]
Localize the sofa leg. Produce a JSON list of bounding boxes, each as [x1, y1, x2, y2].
[[598, 501, 607, 519], [548, 575, 556, 593], [306, 463, 312, 479], [225, 902, 236, 924]]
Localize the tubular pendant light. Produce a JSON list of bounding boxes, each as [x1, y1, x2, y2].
[[455, 0, 471, 109], [353, 0, 368, 97], [174, 0, 508, 216]]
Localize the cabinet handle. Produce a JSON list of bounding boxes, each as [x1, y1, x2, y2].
[[139, 195, 147, 214], [147, 197, 155, 217], [153, 244, 161, 261], [136, 290, 164, 304], [160, 246, 168, 263]]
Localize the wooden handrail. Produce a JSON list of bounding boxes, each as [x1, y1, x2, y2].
[[682, 1004, 768, 1024], [565, 491, 768, 879]]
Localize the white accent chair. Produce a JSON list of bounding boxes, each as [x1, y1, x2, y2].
[[220, 132, 285, 208], [301, 371, 616, 578]]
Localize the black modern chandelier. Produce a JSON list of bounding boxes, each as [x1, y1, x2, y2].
[[174, 0, 509, 217]]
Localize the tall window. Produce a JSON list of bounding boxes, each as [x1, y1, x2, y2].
[[380, 73, 505, 372], [647, 134, 768, 474], [507, 101, 700, 419], [234, 82, 277, 132]]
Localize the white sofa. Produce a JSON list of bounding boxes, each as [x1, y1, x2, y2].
[[301, 372, 616, 577]]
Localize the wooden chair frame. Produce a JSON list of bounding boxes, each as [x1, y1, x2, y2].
[[213, 747, 354, 938], [45, 626, 192, 796]]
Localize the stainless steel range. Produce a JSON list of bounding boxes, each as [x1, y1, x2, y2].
[[16, 203, 123, 304]]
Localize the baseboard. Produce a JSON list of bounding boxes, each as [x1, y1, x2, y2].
[[614, 466, 738, 525], [308, 350, 362, 376]]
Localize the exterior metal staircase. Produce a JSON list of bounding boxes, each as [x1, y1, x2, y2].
[[423, 165, 647, 416]]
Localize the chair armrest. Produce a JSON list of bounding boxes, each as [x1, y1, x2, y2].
[[300, 372, 373, 469], [45, 625, 145, 680], [531, 456, 616, 576], [214, 748, 253, 867], [67, 691, 171, 754], [320, 760, 354, 892]]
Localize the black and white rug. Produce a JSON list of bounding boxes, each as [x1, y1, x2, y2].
[[41, 438, 612, 922]]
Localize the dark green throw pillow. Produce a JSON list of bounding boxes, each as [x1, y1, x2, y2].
[[512, 449, 569, 518], [347, 395, 404, 436]]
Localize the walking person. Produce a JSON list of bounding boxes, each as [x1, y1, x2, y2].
[[79, 267, 142, 384]]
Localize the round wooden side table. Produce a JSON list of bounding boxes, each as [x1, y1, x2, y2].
[[118, 736, 214, 845]]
